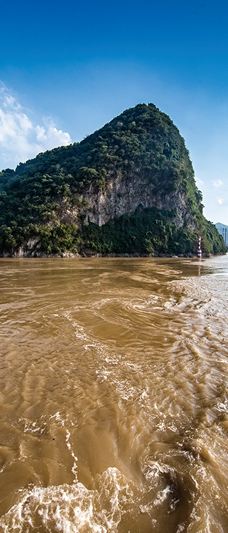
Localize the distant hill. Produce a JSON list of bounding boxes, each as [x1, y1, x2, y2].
[[0, 103, 226, 256], [215, 223, 228, 246]]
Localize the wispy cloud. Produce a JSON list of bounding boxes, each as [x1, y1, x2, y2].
[[217, 197, 225, 205], [0, 84, 72, 170], [212, 179, 224, 188]]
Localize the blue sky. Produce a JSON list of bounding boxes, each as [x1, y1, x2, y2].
[[0, 0, 228, 223]]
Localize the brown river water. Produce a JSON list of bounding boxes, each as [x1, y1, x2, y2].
[[0, 256, 227, 532]]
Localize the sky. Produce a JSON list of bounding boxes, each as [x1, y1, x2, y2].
[[0, 0, 228, 224]]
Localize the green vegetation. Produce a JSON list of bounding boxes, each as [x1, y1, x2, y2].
[[80, 208, 196, 256], [0, 104, 226, 256], [80, 209, 225, 257]]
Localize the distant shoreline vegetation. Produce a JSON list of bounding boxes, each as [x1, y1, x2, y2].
[[0, 104, 226, 257]]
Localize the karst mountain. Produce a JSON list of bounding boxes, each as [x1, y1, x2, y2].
[[0, 104, 225, 256]]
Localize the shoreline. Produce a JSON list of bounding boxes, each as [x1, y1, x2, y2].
[[0, 252, 226, 260]]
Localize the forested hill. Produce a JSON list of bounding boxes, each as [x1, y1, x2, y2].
[[0, 103, 226, 256]]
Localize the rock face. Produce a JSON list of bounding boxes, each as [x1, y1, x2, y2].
[[85, 183, 196, 229], [83, 175, 194, 229], [0, 104, 226, 256]]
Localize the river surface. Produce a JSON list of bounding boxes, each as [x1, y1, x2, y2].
[[0, 256, 227, 532]]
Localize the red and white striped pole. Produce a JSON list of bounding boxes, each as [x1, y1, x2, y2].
[[197, 236, 202, 258]]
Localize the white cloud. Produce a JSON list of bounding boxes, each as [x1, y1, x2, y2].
[[217, 197, 225, 205], [212, 179, 224, 188], [0, 84, 72, 170]]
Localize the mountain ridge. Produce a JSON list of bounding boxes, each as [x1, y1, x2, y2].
[[215, 222, 228, 246]]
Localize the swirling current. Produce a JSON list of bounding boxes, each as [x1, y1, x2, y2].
[[0, 256, 227, 532]]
